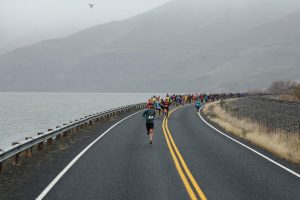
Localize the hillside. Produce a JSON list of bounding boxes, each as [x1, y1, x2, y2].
[[1, 0, 300, 92]]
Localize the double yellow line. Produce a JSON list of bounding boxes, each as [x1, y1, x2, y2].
[[162, 108, 207, 200]]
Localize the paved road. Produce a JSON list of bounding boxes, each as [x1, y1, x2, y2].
[[39, 105, 300, 200]]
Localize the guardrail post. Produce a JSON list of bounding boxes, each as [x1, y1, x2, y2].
[[47, 138, 52, 145], [26, 147, 33, 158], [0, 162, 2, 173], [13, 153, 20, 165], [63, 130, 71, 137], [38, 142, 44, 150], [63, 131, 68, 137], [56, 134, 61, 140]]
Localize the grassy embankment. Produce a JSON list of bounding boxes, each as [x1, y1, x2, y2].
[[203, 100, 300, 164]]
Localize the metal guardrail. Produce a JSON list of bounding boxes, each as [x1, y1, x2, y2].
[[0, 103, 146, 167]]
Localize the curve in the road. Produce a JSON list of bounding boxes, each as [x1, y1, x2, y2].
[[35, 104, 300, 200]]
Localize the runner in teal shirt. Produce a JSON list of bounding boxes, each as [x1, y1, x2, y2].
[[143, 105, 156, 144]]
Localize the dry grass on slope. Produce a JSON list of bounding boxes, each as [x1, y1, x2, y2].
[[278, 94, 300, 102], [203, 102, 300, 164], [278, 84, 300, 102]]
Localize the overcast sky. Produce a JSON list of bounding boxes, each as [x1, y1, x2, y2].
[[0, 0, 171, 54]]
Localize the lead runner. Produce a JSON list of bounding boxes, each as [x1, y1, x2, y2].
[[143, 103, 156, 144]]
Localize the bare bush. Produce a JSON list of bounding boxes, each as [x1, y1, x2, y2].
[[268, 80, 297, 94], [293, 84, 300, 99]]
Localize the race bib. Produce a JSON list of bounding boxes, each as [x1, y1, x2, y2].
[[148, 115, 154, 119]]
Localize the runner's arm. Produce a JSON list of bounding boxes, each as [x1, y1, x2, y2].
[[142, 110, 148, 118]]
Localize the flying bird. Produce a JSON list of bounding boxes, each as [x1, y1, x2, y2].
[[89, 4, 94, 8]]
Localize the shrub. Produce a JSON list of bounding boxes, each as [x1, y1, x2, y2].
[[268, 80, 297, 94], [293, 84, 300, 99]]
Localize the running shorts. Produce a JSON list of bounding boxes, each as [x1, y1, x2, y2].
[[146, 123, 154, 131]]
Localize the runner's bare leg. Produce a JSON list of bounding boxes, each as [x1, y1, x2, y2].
[[149, 129, 154, 143]]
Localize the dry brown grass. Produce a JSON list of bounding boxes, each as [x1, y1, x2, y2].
[[278, 84, 300, 101], [203, 102, 300, 164], [278, 94, 300, 102], [294, 84, 300, 99]]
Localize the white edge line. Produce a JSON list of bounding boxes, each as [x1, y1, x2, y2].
[[36, 110, 144, 200], [198, 106, 300, 179]]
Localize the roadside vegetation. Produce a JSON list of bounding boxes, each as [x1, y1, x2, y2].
[[293, 84, 300, 99], [203, 100, 300, 164], [267, 80, 300, 101]]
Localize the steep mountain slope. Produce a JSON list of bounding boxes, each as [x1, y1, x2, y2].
[[0, 0, 300, 92], [198, 10, 300, 91]]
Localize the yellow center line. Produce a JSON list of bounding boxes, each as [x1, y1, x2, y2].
[[162, 118, 198, 200], [163, 107, 208, 200]]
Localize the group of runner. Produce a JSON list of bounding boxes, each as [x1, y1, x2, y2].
[[143, 94, 171, 145], [145, 95, 171, 118], [143, 93, 247, 144]]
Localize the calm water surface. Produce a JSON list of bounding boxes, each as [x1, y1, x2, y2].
[[0, 92, 157, 150]]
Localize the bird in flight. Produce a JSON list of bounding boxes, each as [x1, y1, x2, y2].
[[89, 4, 94, 8]]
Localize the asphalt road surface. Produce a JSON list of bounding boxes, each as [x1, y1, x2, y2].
[[38, 105, 300, 200]]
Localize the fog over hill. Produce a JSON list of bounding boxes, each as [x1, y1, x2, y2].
[[1, 0, 300, 92]]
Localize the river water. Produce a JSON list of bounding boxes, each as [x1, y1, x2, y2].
[[0, 92, 157, 150]]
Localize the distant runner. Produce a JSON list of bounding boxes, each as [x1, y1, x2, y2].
[[163, 99, 170, 118], [155, 99, 162, 117], [195, 98, 201, 112], [143, 104, 156, 144]]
